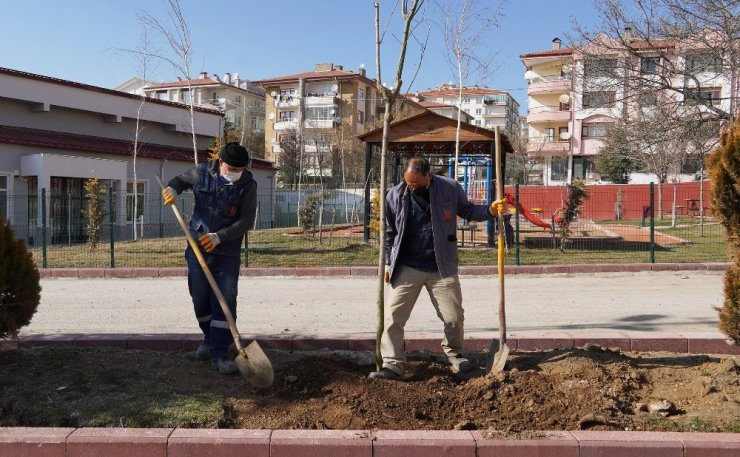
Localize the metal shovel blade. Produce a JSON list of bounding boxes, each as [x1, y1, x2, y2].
[[234, 341, 274, 388], [489, 344, 510, 375]]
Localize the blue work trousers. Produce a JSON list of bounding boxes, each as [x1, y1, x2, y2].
[[185, 246, 241, 359]]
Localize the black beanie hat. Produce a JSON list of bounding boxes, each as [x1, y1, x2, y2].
[[219, 142, 250, 167]]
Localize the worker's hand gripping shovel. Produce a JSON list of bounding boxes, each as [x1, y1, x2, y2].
[[156, 175, 273, 388], [486, 127, 510, 375]]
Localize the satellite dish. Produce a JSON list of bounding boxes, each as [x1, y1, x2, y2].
[[277, 180, 285, 189], [524, 70, 533, 80], [268, 112, 275, 120], [270, 91, 277, 97], [331, 84, 338, 92], [329, 108, 336, 115], [562, 64, 573, 74], [560, 132, 572, 140], [559, 93, 571, 104]]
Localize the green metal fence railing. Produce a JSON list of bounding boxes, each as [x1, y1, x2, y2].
[[0, 184, 728, 269]]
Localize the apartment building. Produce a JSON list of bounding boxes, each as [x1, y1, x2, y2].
[[143, 72, 266, 148], [413, 84, 520, 136], [254, 63, 379, 179], [521, 34, 737, 185]]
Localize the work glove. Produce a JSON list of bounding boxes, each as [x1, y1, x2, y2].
[[489, 198, 507, 216], [384, 265, 391, 284], [162, 186, 177, 206], [199, 233, 220, 253]]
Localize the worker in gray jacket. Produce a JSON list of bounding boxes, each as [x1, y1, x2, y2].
[[369, 156, 505, 380]]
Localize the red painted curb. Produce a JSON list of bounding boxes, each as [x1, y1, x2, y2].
[[1, 429, 737, 456]]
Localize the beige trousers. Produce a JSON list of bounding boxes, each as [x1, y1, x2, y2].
[[381, 265, 464, 375]]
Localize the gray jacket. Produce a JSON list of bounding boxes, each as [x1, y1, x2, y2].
[[385, 174, 493, 282]]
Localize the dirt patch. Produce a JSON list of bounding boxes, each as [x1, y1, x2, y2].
[[0, 345, 737, 432]]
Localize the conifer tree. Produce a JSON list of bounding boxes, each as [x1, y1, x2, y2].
[[707, 117, 740, 344], [0, 214, 41, 339]]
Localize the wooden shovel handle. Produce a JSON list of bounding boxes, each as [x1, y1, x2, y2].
[[494, 127, 507, 348], [155, 175, 243, 351]]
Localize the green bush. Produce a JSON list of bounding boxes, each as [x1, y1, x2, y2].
[[0, 213, 41, 339], [708, 117, 740, 344]]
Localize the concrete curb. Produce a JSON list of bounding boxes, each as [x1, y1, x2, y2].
[[1, 428, 738, 456], [8, 331, 739, 355], [37, 262, 732, 278]]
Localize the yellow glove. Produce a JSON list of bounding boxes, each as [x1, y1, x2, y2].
[[489, 198, 507, 215], [162, 186, 177, 206], [199, 233, 220, 253]]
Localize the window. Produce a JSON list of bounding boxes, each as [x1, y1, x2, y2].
[[572, 156, 595, 180], [155, 90, 168, 100], [474, 119, 481, 126], [583, 91, 616, 108], [685, 53, 723, 72], [475, 108, 482, 115], [550, 156, 568, 181], [0, 175, 7, 218], [544, 128, 555, 142], [234, 115, 243, 128], [641, 56, 660, 74], [463, 97, 470, 103], [279, 111, 294, 121], [685, 87, 722, 106], [358, 88, 366, 102], [251, 116, 264, 130], [640, 90, 657, 107], [212, 92, 218, 101], [235, 95, 242, 106], [582, 123, 609, 138], [125, 181, 145, 223], [558, 127, 569, 140], [181, 89, 191, 103], [583, 58, 618, 77], [305, 107, 332, 121], [358, 111, 364, 124]]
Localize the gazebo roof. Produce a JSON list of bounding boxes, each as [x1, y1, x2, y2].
[[357, 110, 512, 155]]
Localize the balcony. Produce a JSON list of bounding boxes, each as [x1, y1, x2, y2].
[[526, 105, 571, 123], [527, 136, 570, 154], [304, 144, 332, 153], [304, 119, 335, 129], [528, 75, 571, 95], [305, 93, 339, 107], [274, 120, 299, 131]]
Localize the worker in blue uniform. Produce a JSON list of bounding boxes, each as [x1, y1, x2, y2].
[[163, 142, 257, 374]]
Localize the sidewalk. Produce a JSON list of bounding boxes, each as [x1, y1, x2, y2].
[[28, 264, 728, 337]]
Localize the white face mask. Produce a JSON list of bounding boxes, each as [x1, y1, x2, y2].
[[223, 170, 242, 183]]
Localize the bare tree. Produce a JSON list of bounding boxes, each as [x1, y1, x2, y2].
[[439, 0, 501, 178], [137, 0, 199, 165], [507, 134, 547, 185], [373, 0, 426, 370], [130, 26, 156, 241]]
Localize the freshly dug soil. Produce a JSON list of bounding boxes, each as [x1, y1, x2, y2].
[[0, 345, 737, 432]]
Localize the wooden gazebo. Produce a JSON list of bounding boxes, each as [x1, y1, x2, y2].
[[357, 110, 513, 244]]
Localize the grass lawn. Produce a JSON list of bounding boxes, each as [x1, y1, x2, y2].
[[25, 218, 728, 269]]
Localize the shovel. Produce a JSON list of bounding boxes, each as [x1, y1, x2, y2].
[[486, 127, 510, 374], [156, 175, 273, 388]]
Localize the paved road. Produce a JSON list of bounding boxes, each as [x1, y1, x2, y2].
[[23, 270, 725, 337]]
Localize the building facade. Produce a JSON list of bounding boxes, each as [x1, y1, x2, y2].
[[254, 63, 379, 181], [521, 35, 737, 185], [143, 72, 266, 155], [0, 67, 276, 243], [413, 84, 520, 137]]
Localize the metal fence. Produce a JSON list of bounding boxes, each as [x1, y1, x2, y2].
[[0, 182, 728, 268]]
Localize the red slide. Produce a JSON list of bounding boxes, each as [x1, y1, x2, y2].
[[504, 194, 552, 230]]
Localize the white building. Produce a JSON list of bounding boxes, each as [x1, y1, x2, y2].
[[0, 67, 275, 243]]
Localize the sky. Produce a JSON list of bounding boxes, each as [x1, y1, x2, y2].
[[0, 0, 602, 114]]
